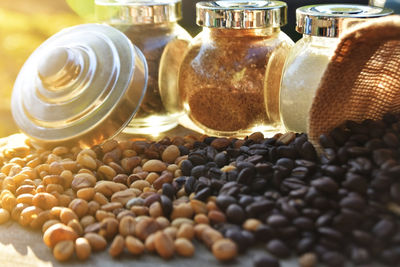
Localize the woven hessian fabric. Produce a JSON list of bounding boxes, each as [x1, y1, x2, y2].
[[309, 15, 400, 147]]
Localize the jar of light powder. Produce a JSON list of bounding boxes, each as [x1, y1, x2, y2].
[[279, 4, 393, 133]]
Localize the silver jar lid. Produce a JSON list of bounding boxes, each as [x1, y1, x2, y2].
[[11, 24, 148, 147], [95, 0, 182, 25], [196, 1, 287, 29], [297, 4, 393, 37]]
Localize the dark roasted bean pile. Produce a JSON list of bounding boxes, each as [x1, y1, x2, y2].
[[167, 115, 400, 266]]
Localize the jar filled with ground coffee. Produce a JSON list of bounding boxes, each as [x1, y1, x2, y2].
[[95, 0, 192, 135], [279, 4, 393, 133], [178, 1, 293, 137]]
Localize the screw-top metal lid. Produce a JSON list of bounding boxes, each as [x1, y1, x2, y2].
[[196, 1, 287, 29], [95, 0, 182, 25], [296, 4, 393, 37], [11, 24, 148, 148]]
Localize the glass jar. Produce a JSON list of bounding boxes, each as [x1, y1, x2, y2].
[[178, 1, 293, 137], [95, 0, 192, 135], [279, 4, 393, 133]]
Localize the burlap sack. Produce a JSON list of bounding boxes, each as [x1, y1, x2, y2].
[[308, 15, 400, 147]]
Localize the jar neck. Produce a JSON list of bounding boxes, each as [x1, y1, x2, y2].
[[204, 27, 281, 38]]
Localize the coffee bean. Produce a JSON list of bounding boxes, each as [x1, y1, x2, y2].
[[293, 217, 314, 231], [215, 152, 229, 168], [160, 195, 172, 217], [255, 224, 275, 242], [342, 173, 368, 193], [391, 183, 400, 202], [246, 200, 274, 217], [277, 146, 297, 159], [267, 215, 289, 228], [181, 160, 193, 176], [319, 134, 336, 149], [194, 187, 211, 202], [226, 204, 246, 225], [296, 237, 315, 254], [373, 149, 395, 166], [320, 148, 337, 165], [299, 142, 317, 161], [339, 194, 365, 210], [350, 246, 370, 264], [266, 239, 290, 258], [276, 158, 294, 171], [162, 183, 175, 199], [311, 177, 339, 194], [330, 127, 349, 146], [237, 168, 255, 184], [184, 176, 196, 194], [191, 165, 207, 178], [318, 227, 344, 242], [321, 251, 345, 267], [225, 229, 247, 253], [216, 195, 236, 211], [373, 219, 395, 239]]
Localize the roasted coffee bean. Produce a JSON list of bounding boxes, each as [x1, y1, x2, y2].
[[373, 219, 395, 239], [188, 153, 207, 166], [255, 162, 273, 174], [266, 239, 290, 258], [180, 160, 193, 176], [162, 183, 175, 200], [391, 183, 400, 202], [255, 224, 275, 242], [194, 187, 211, 202], [267, 215, 289, 228], [350, 246, 370, 264], [319, 134, 336, 149], [320, 148, 337, 165], [311, 177, 338, 194], [160, 195, 172, 217], [293, 217, 314, 231], [342, 173, 368, 193], [214, 152, 229, 168], [225, 229, 247, 253], [238, 195, 254, 207], [237, 168, 255, 185], [208, 167, 223, 180], [246, 200, 274, 218], [299, 142, 317, 161], [276, 158, 294, 171], [296, 237, 315, 254], [226, 204, 245, 225], [191, 165, 207, 178], [321, 251, 345, 267], [184, 176, 196, 195]]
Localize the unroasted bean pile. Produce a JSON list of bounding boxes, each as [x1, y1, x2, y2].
[[0, 115, 400, 266]]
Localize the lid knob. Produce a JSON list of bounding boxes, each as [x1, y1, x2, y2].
[[38, 47, 81, 88], [38, 47, 69, 79]]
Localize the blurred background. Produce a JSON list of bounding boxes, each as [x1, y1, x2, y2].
[[0, 0, 370, 138]]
